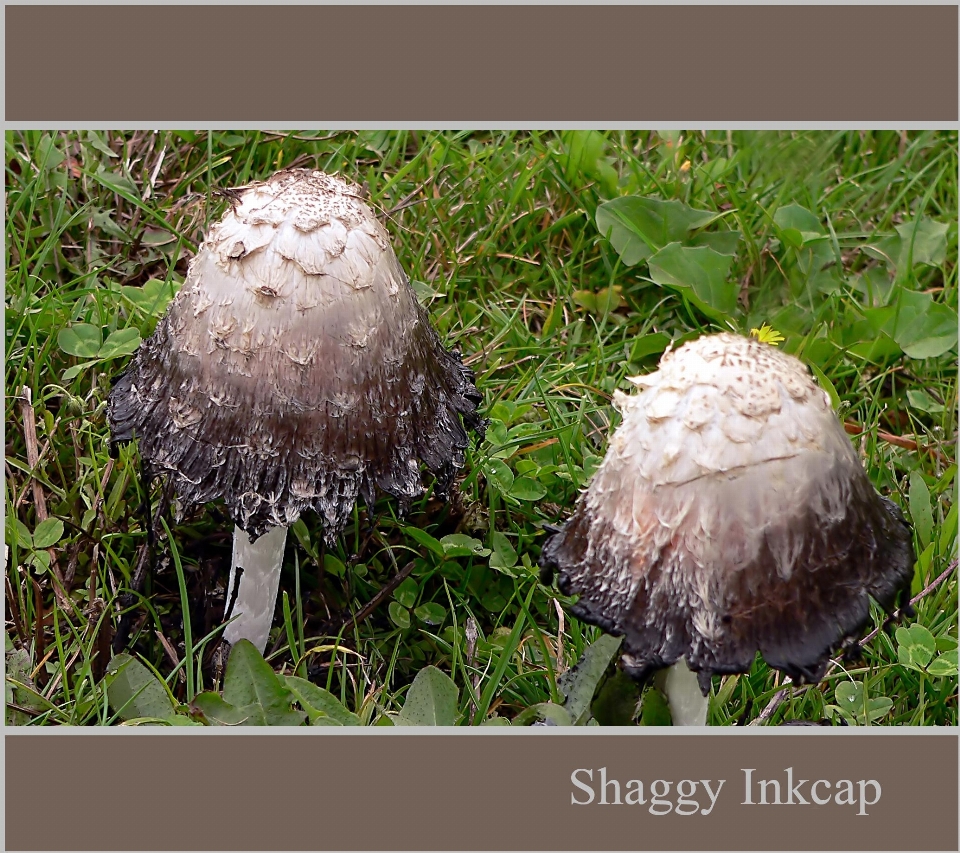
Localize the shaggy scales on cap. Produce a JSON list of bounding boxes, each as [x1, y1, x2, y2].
[[540, 332, 914, 725], [109, 169, 484, 651]]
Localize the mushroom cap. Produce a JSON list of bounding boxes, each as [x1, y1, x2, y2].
[[540, 333, 914, 686], [109, 169, 483, 539]]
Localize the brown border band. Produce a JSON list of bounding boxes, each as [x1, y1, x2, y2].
[[5, 732, 958, 851], [4, 7, 958, 853], [5, 5, 958, 122]]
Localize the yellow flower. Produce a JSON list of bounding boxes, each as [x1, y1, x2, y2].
[[749, 324, 785, 346]]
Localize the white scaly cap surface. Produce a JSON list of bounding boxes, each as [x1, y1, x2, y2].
[[109, 169, 482, 541], [541, 332, 914, 688]]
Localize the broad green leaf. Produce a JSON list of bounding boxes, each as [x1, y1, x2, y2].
[[221, 639, 305, 726], [395, 666, 459, 726], [936, 635, 958, 652], [414, 602, 447, 626], [561, 130, 607, 181], [91, 165, 142, 201], [412, 279, 440, 304], [895, 217, 950, 268], [596, 196, 723, 265], [589, 667, 642, 726], [864, 288, 958, 359], [57, 323, 102, 358], [484, 419, 510, 457], [36, 133, 66, 171], [908, 471, 934, 549], [322, 553, 346, 578], [142, 227, 177, 247], [482, 590, 507, 612], [899, 306, 958, 359], [864, 697, 894, 723], [388, 601, 411, 629], [940, 503, 958, 556], [284, 676, 361, 726], [32, 518, 64, 549], [689, 229, 741, 256], [190, 692, 251, 726], [572, 286, 623, 315], [405, 527, 445, 557], [559, 130, 618, 197], [508, 477, 547, 502], [62, 360, 101, 382], [98, 328, 142, 360], [488, 400, 518, 424], [647, 242, 739, 318], [28, 551, 51, 574], [640, 685, 674, 726], [863, 287, 933, 338], [7, 517, 32, 550], [926, 650, 958, 678], [91, 209, 129, 241], [84, 130, 119, 159], [489, 531, 519, 573], [896, 625, 936, 671], [6, 648, 31, 718], [558, 633, 623, 724], [393, 577, 419, 609], [6, 671, 58, 726], [484, 458, 514, 495], [582, 453, 603, 479], [121, 278, 178, 316], [695, 156, 732, 184], [540, 301, 565, 338], [834, 681, 861, 708], [907, 389, 945, 413], [862, 234, 902, 268], [106, 654, 177, 722], [289, 519, 314, 556], [227, 697, 305, 726], [850, 267, 896, 307], [439, 534, 489, 557], [512, 702, 573, 726], [629, 332, 671, 363], [773, 203, 825, 247], [514, 459, 539, 477], [485, 418, 508, 443]]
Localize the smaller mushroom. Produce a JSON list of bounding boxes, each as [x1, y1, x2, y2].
[[109, 169, 484, 653], [540, 332, 915, 725]]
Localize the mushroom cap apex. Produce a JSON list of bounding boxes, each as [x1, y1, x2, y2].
[[221, 169, 375, 234]]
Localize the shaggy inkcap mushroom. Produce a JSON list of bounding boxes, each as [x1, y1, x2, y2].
[[109, 169, 484, 651], [540, 333, 914, 725]]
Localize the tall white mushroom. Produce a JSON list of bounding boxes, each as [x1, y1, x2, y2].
[[109, 169, 483, 653], [540, 332, 915, 725]]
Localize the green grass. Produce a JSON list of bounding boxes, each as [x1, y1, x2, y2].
[[5, 129, 957, 726]]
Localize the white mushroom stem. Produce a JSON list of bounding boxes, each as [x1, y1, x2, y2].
[[657, 659, 708, 726], [223, 524, 288, 653]]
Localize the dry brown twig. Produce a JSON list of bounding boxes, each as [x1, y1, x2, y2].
[[843, 419, 950, 464], [339, 561, 417, 632], [19, 386, 71, 610]]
